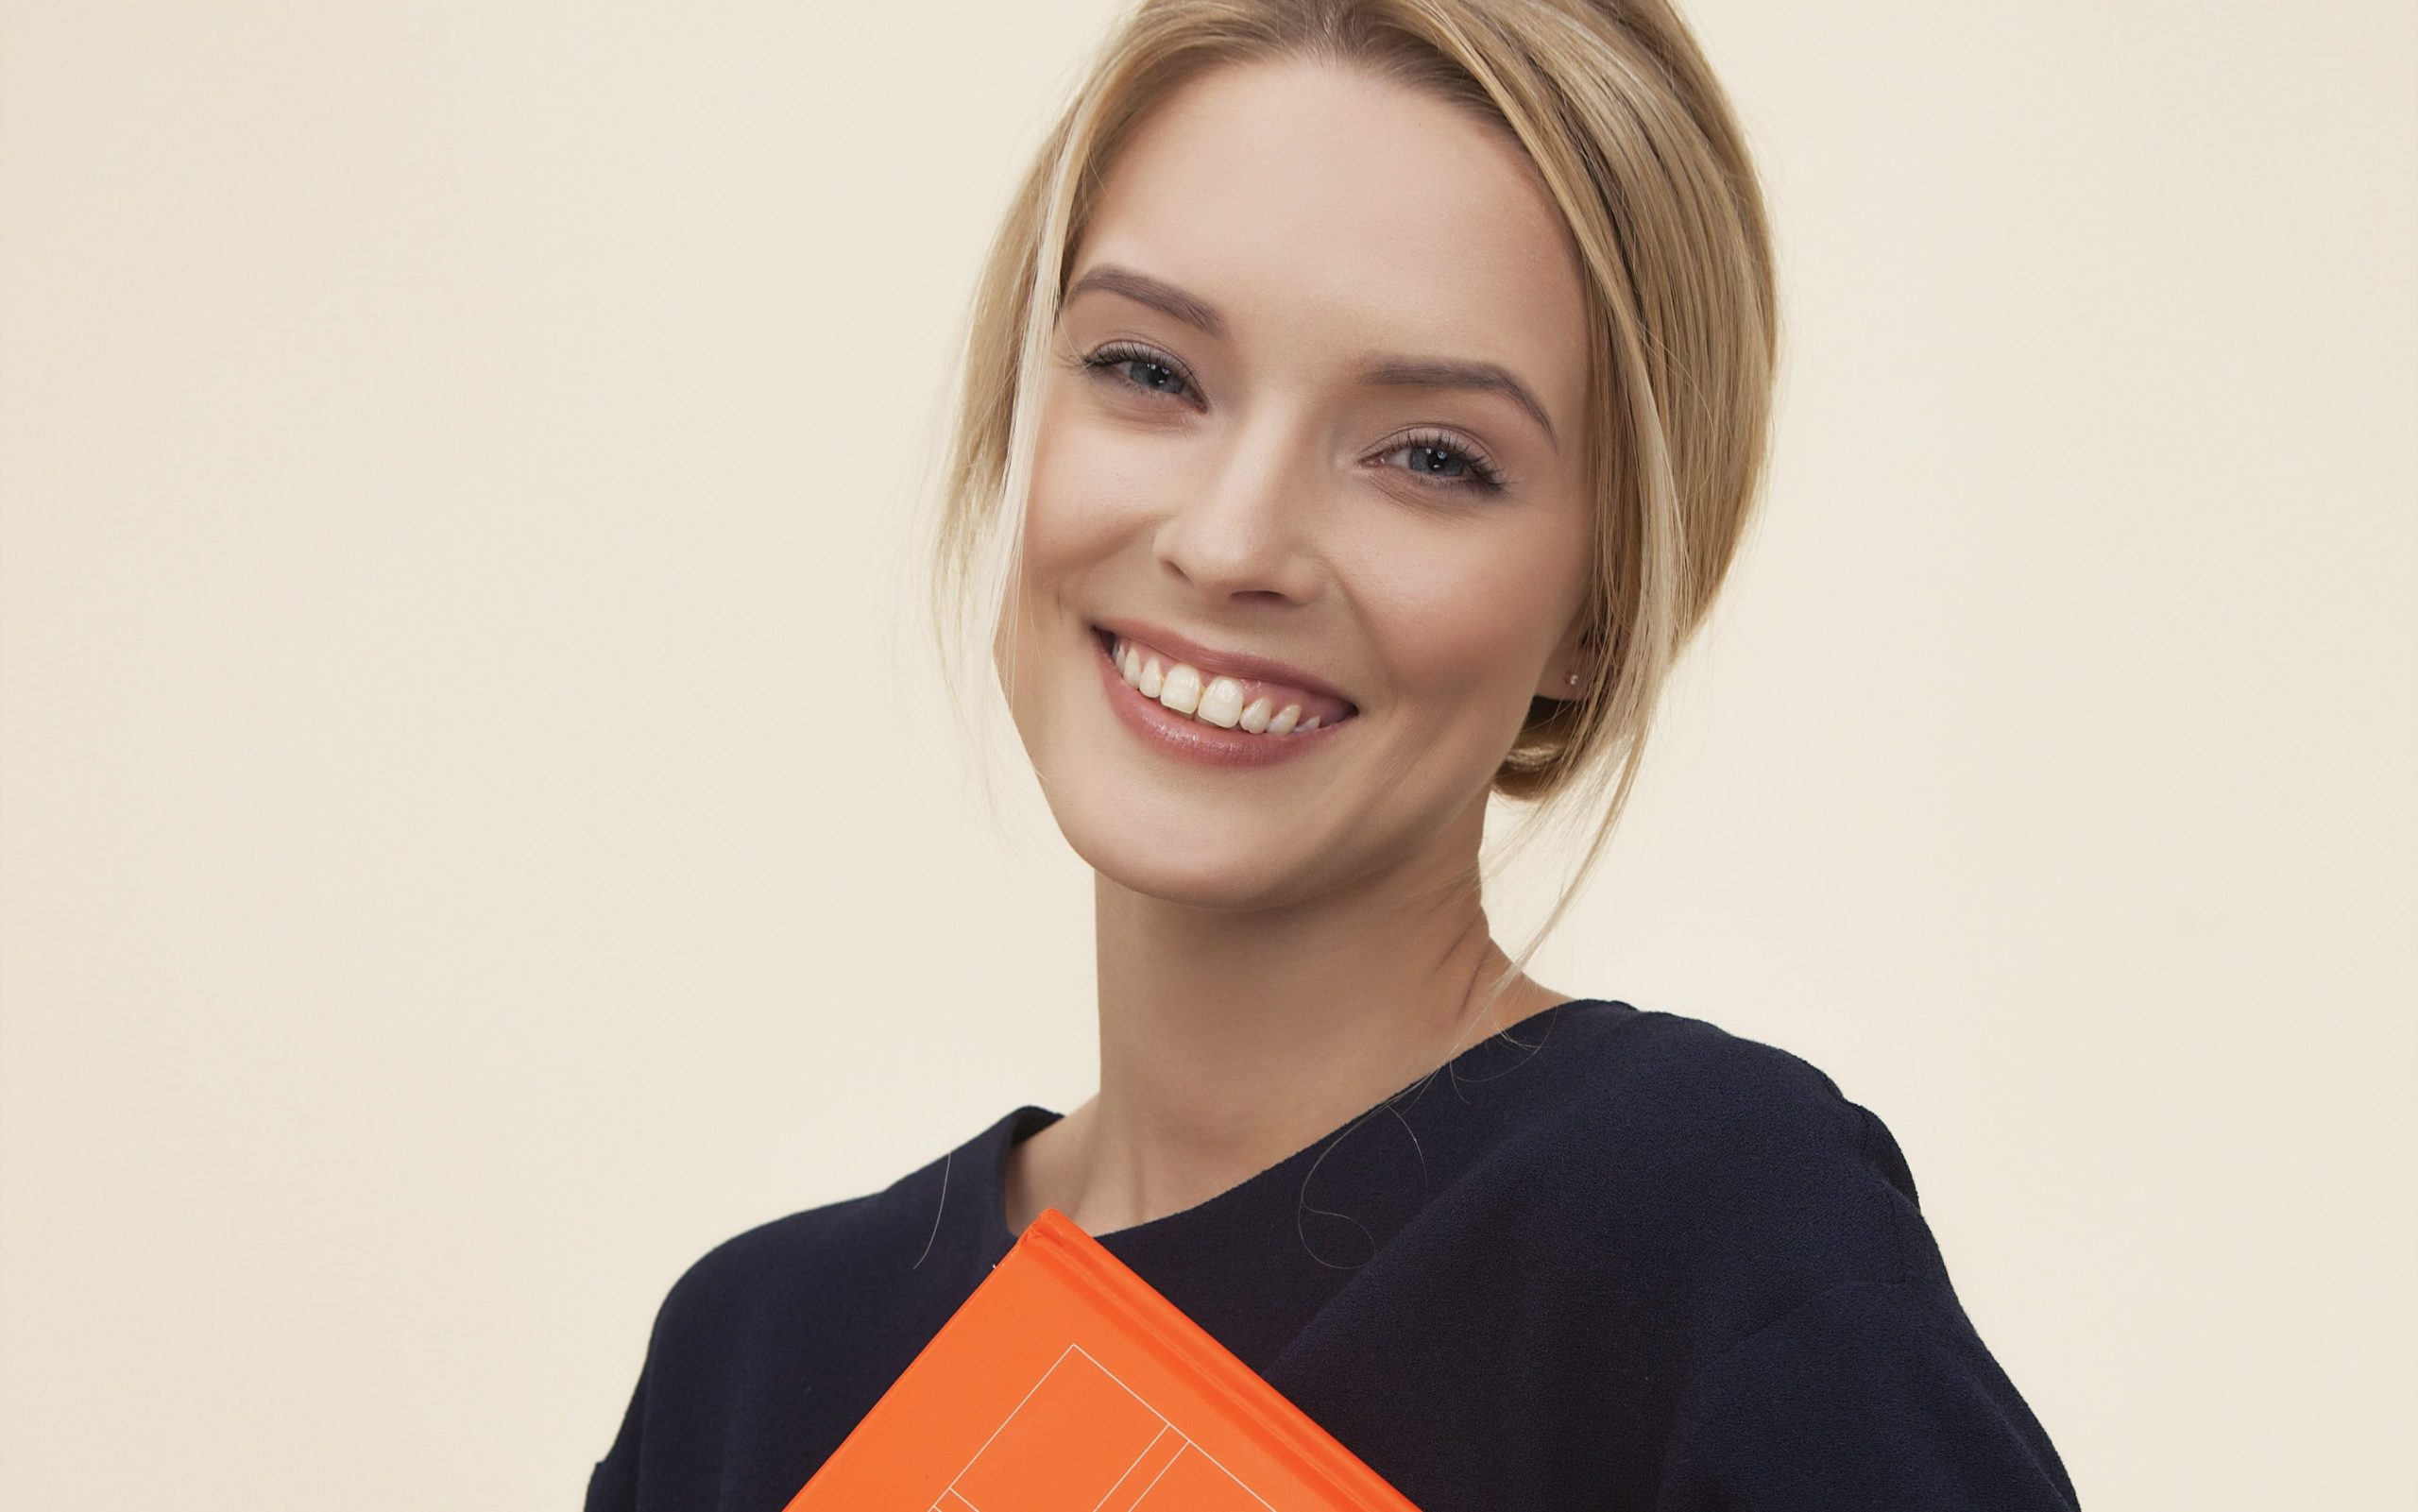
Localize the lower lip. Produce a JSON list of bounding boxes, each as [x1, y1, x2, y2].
[[1090, 626, 1353, 770]]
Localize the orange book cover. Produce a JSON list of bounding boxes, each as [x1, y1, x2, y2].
[[782, 1205, 1423, 1511]]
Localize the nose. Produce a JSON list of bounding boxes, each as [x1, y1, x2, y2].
[[1149, 411, 1326, 606]]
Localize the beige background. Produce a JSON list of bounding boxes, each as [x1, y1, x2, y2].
[[3, 1, 2411, 1506]]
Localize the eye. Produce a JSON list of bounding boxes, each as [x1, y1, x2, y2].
[[1081, 341, 1198, 402], [1078, 342, 1509, 496], [1376, 429, 1507, 495]]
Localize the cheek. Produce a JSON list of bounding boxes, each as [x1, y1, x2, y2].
[[1351, 525, 1572, 718], [1003, 406, 1154, 688], [1023, 383, 1168, 572], [1388, 610, 1535, 728]]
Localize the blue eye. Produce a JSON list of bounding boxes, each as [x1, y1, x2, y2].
[[1079, 342, 1510, 496], [1380, 431, 1507, 493], [1083, 342, 1196, 400]]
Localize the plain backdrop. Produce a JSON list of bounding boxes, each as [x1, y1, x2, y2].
[[3, 1, 2411, 1506]]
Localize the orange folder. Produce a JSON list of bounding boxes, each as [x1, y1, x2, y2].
[[783, 1206, 1423, 1511]]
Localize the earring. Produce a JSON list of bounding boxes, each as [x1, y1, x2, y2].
[[1566, 671, 1580, 688]]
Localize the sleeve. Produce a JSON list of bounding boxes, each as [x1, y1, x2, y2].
[[1652, 1273, 2083, 1511], [583, 1349, 648, 1512], [580, 1215, 787, 1511]]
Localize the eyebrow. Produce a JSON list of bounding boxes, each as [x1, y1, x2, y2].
[[1063, 263, 1561, 453]]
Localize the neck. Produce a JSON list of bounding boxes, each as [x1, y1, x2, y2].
[[1035, 795, 1561, 1238]]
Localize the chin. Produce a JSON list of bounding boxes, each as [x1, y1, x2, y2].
[[1057, 808, 1329, 912]]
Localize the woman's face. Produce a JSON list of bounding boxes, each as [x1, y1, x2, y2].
[[999, 58, 1596, 911]]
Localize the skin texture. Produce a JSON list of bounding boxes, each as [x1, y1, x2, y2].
[[996, 57, 1598, 1240]]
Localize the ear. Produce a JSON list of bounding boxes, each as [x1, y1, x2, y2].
[[1532, 610, 1592, 702]]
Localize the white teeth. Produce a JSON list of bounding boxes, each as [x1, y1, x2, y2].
[[1106, 633, 1335, 738], [1196, 675, 1245, 728], [1157, 663, 1202, 716]]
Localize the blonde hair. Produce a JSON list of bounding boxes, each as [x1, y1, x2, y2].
[[918, 0, 1779, 1050]]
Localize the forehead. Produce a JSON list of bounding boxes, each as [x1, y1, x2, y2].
[[1069, 58, 1589, 415]]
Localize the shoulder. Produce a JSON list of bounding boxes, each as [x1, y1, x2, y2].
[[587, 1126, 1011, 1500], [1527, 1009, 2087, 1505], [641, 1191, 882, 1367], [1510, 999, 1940, 1293], [636, 1137, 966, 1381], [1525, 998, 1871, 1154]]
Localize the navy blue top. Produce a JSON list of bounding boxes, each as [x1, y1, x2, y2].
[[583, 998, 2081, 1509]]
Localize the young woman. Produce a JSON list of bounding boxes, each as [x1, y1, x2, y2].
[[587, 2, 2082, 1507]]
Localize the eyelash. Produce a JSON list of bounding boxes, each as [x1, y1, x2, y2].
[[1077, 341, 1510, 495]]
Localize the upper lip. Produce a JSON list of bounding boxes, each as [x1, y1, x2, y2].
[[1092, 618, 1358, 711]]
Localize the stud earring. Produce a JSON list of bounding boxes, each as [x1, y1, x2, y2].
[[1566, 671, 1580, 688]]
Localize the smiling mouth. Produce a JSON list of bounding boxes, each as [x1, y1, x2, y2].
[[1090, 624, 1357, 736]]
